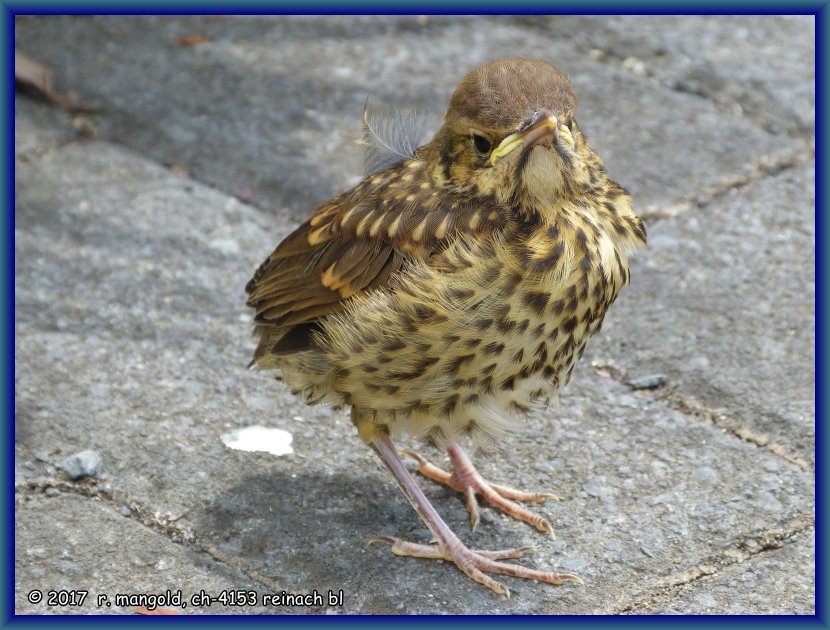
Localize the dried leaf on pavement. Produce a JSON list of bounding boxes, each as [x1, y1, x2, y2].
[[15, 48, 98, 113]]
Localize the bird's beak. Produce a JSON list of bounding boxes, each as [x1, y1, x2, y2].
[[489, 114, 574, 166]]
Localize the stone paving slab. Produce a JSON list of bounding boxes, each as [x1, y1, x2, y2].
[[15, 112, 286, 519], [14, 14, 815, 616], [588, 164, 815, 468], [193, 372, 813, 614], [649, 527, 815, 615], [14, 15, 802, 220], [15, 493, 272, 615], [15, 97, 813, 614], [535, 15, 815, 137]]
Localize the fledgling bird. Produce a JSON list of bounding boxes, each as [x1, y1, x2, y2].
[[246, 58, 646, 596]]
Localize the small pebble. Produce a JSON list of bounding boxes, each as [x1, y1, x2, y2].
[[625, 374, 668, 390], [44, 487, 59, 497], [120, 506, 132, 517], [60, 450, 102, 480]]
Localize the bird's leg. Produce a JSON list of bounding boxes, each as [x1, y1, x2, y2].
[[403, 443, 556, 537], [368, 433, 580, 597]]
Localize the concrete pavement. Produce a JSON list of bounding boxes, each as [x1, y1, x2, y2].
[[14, 15, 815, 615]]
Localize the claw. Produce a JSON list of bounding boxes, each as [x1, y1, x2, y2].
[[401, 449, 427, 463], [373, 535, 581, 595], [369, 435, 579, 595], [407, 444, 559, 537]]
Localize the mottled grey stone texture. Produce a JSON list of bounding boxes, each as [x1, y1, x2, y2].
[[15, 15, 814, 615]]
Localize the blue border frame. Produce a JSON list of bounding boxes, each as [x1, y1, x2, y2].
[[3, 3, 10, 627], [6, 4, 825, 627], [4, 2, 13, 627], [816, 4, 826, 628]]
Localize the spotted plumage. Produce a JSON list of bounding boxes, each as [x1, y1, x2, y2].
[[246, 58, 646, 596]]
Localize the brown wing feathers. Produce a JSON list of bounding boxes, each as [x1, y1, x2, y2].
[[245, 159, 505, 356]]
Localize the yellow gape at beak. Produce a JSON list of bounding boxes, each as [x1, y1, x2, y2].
[[489, 115, 574, 166], [557, 122, 575, 146]]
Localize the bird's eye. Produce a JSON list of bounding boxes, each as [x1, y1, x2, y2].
[[472, 134, 492, 156]]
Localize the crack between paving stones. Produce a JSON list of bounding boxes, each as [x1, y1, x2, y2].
[[15, 131, 88, 166], [16, 141, 64, 165], [19, 93, 810, 234], [17, 475, 814, 611], [15, 112, 265, 218], [15, 476, 196, 543], [608, 513, 814, 614], [519, 35, 815, 145], [591, 365, 812, 473], [638, 147, 810, 224], [652, 387, 812, 473], [15, 476, 291, 596], [198, 544, 286, 594]]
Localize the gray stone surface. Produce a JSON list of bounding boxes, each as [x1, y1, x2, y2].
[[535, 15, 815, 136], [15, 15, 814, 615], [60, 449, 102, 480], [651, 527, 816, 615], [15, 493, 273, 614], [589, 165, 815, 467], [14, 15, 805, 220]]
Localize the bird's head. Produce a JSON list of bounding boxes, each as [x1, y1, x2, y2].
[[423, 58, 602, 217]]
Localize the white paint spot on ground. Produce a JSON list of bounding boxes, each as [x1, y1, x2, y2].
[[221, 425, 294, 456]]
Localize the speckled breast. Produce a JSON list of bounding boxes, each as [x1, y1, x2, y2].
[[284, 208, 633, 452]]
